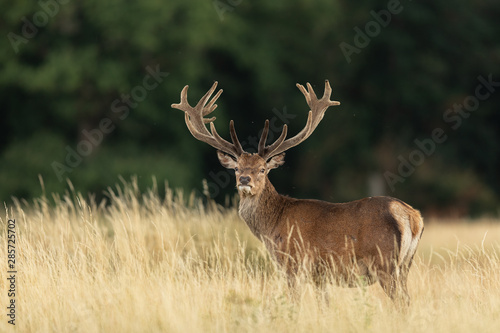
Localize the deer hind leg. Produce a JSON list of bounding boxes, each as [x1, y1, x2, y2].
[[382, 230, 421, 308], [378, 268, 410, 309]]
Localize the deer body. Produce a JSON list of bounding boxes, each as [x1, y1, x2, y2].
[[235, 159, 423, 289], [172, 80, 424, 305]]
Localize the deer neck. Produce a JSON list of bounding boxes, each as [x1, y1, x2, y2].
[[238, 177, 285, 239]]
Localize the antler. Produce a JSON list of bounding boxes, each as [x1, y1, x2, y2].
[[258, 80, 340, 159], [171, 82, 244, 158]]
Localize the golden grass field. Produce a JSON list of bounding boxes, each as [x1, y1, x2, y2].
[[1, 180, 499, 333]]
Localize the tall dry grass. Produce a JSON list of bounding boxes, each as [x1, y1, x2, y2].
[[1, 179, 499, 332]]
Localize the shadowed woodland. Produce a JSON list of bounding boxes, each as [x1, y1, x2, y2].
[[1, 0, 499, 217]]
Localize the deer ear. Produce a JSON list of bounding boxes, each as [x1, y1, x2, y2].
[[266, 153, 286, 170], [217, 151, 238, 169]]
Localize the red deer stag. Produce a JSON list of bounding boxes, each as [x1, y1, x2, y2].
[[172, 80, 424, 305]]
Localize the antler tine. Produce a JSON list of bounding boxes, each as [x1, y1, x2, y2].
[[229, 120, 244, 155], [260, 80, 340, 159], [209, 122, 240, 156], [171, 85, 190, 111], [323, 80, 341, 106], [184, 112, 217, 143], [258, 119, 290, 158], [194, 81, 222, 116], [261, 124, 288, 158], [203, 88, 223, 116], [207, 120, 243, 156], [172, 82, 245, 158], [323, 79, 332, 97], [196, 81, 218, 108], [258, 120, 270, 156], [306, 82, 317, 101], [296, 84, 309, 105]]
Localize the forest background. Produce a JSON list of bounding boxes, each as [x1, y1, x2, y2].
[[1, 0, 499, 217]]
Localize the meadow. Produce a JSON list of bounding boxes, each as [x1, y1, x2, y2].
[[1, 179, 499, 333]]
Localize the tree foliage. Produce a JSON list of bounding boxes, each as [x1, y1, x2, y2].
[[1, 0, 499, 216]]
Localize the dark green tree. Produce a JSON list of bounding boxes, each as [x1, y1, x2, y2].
[[0, 0, 499, 216]]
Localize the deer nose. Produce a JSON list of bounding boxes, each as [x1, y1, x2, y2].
[[239, 176, 251, 185]]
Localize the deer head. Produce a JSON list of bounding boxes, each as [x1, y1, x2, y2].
[[171, 80, 340, 197]]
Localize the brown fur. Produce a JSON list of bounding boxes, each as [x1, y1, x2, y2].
[[220, 152, 424, 305]]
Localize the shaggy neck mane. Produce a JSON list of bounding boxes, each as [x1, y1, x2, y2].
[[238, 177, 288, 238]]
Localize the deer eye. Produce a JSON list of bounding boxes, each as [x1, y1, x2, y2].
[[234, 167, 239, 172], [260, 168, 265, 173]]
